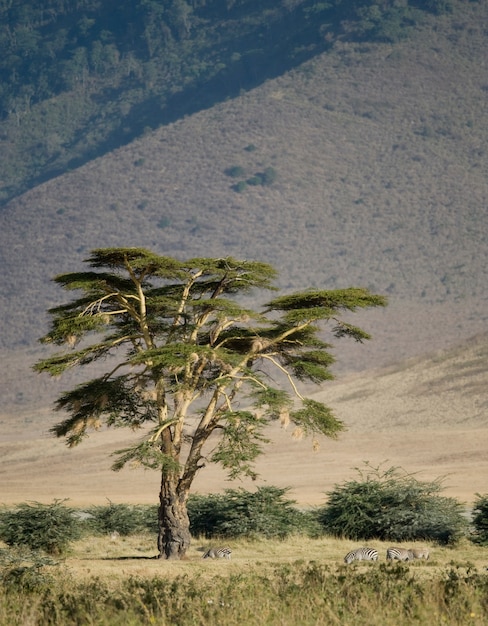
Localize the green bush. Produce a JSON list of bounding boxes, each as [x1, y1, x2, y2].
[[232, 180, 248, 193], [316, 464, 467, 545], [188, 486, 322, 539], [157, 216, 171, 228], [0, 546, 58, 591], [85, 502, 155, 536], [225, 165, 246, 178], [246, 175, 264, 186], [471, 493, 488, 545], [0, 500, 81, 555], [261, 167, 277, 186]]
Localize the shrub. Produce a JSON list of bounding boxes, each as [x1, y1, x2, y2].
[[139, 504, 159, 534], [261, 167, 277, 186], [246, 175, 263, 186], [232, 180, 248, 193], [157, 216, 170, 228], [316, 464, 467, 545], [471, 493, 488, 545], [85, 502, 153, 536], [188, 486, 321, 539], [0, 546, 58, 591], [0, 500, 81, 555], [224, 165, 246, 178]]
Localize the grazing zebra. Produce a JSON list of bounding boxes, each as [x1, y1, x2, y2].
[[386, 547, 414, 561], [344, 547, 379, 564], [409, 547, 429, 560], [202, 547, 232, 560]]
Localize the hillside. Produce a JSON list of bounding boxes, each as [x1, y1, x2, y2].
[[0, 0, 451, 205], [1, 333, 487, 507], [0, 0, 487, 418]]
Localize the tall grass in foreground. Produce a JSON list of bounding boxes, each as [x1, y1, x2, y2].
[[1, 560, 488, 626]]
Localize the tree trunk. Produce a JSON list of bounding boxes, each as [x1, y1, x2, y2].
[[157, 476, 191, 559]]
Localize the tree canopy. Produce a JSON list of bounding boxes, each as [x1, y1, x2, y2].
[[34, 247, 387, 558]]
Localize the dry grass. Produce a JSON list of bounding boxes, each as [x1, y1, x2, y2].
[[46, 534, 488, 582], [2, 535, 488, 626]]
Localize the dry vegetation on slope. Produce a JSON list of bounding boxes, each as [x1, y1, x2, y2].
[[0, 5, 485, 328]]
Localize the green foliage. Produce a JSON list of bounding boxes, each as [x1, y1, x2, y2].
[[423, 0, 454, 14], [187, 486, 322, 539], [0, 500, 82, 555], [232, 180, 248, 192], [0, 546, 58, 592], [261, 166, 277, 186], [317, 464, 468, 544], [246, 174, 264, 186], [471, 493, 488, 545], [85, 502, 151, 536], [210, 411, 270, 480], [35, 248, 385, 481], [225, 165, 246, 178], [230, 166, 277, 191], [157, 216, 171, 228]]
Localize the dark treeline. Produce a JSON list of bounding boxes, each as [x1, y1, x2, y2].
[[0, 0, 454, 204]]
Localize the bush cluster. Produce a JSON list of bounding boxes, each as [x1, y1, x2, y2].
[[316, 464, 468, 544], [0, 500, 81, 555], [0, 472, 476, 554], [188, 486, 321, 539], [226, 166, 278, 192], [84, 502, 158, 536]]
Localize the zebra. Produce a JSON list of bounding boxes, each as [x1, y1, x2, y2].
[[202, 547, 232, 560], [386, 547, 414, 561], [408, 547, 430, 560], [344, 547, 378, 564]]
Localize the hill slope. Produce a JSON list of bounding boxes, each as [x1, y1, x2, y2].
[[1, 334, 487, 506], [0, 1, 487, 415]]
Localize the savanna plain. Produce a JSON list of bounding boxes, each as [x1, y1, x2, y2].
[[1, 334, 488, 625]]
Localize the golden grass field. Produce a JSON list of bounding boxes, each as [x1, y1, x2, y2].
[[59, 534, 488, 582]]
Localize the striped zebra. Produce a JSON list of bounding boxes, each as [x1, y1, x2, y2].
[[344, 547, 378, 564], [202, 547, 232, 560], [386, 547, 414, 561], [409, 547, 429, 560]]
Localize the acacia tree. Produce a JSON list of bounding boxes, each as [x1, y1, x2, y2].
[[34, 248, 387, 559]]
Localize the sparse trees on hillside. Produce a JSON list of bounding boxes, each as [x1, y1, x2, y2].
[[34, 248, 386, 559]]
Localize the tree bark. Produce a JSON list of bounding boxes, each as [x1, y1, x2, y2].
[[157, 476, 191, 559]]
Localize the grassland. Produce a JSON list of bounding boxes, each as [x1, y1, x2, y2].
[[1, 535, 488, 625]]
